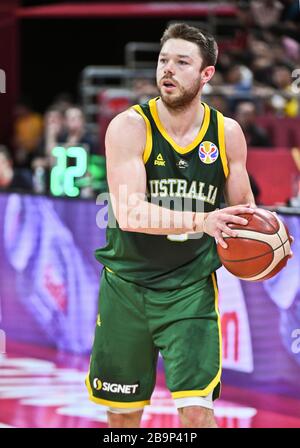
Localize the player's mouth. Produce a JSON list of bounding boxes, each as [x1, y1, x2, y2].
[[161, 79, 177, 92]]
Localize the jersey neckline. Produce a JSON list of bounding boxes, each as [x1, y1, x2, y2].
[[149, 97, 210, 155]]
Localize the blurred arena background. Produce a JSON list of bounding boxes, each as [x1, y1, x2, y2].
[[0, 0, 300, 428]]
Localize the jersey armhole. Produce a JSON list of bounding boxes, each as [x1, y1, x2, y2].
[[132, 105, 153, 164], [216, 111, 229, 178]]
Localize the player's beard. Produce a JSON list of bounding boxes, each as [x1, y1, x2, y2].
[[158, 76, 202, 112]]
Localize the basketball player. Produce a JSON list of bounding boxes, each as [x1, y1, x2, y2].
[[86, 23, 257, 428]]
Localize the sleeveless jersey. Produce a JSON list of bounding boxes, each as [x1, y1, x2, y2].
[[95, 97, 229, 291]]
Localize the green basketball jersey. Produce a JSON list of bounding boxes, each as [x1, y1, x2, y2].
[[95, 97, 229, 290]]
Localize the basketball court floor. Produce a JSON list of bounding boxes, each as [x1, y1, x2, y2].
[[1, 341, 300, 428]]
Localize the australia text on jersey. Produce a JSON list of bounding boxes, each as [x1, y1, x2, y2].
[[149, 179, 218, 205]]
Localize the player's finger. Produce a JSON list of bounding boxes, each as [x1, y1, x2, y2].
[[218, 223, 238, 238], [227, 205, 255, 215], [221, 214, 248, 226], [290, 235, 294, 244], [216, 231, 228, 249]]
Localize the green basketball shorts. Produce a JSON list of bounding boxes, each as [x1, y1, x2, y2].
[[85, 267, 222, 410]]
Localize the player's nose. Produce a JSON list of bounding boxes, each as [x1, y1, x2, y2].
[[163, 61, 175, 75]]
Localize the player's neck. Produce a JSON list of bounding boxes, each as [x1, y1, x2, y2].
[[156, 96, 204, 137]]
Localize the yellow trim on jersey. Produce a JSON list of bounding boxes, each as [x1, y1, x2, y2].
[[132, 104, 153, 164], [149, 98, 210, 155], [105, 266, 115, 274], [85, 374, 150, 408], [216, 111, 229, 178], [171, 272, 222, 400]]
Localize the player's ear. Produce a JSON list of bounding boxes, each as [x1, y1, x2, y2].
[[201, 66, 215, 84]]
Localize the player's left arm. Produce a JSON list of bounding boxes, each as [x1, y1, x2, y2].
[[223, 117, 294, 252], [223, 117, 256, 208]]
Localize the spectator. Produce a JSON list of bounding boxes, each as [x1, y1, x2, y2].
[[31, 107, 66, 186], [59, 106, 98, 154], [132, 78, 158, 103], [281, 0, 300, 24], [251, 56, 275, 86], [208, 95, 230, 116], [51, 92, 73, 115], [42, 107, 65, 158], [224, 64, 254, 111], [282, 36, 300, 63], [235, 101, 271, 147], [31, 105, 99, 195], [248, 36, 272, 59], [205, 71, 224, 96], [13, 100, 43, 169], [217, 52, 235, 77], [250, 0, 283, 29], [0, 145, 32, 191], [271, 64, 299, 117]]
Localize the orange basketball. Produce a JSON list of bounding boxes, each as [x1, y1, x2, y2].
[[217, 208, 292, 281]]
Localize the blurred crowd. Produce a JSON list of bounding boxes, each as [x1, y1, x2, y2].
[[206, 0, 300, 118], [0, 0, 299, 198], [0, 95, 99, 193]]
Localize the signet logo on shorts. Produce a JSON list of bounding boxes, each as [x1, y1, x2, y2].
[[93, 378, 103, 390], [93, 378, 140, 394]]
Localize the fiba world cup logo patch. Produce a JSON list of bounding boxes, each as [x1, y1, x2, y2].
[[198, 141, 219, 164]]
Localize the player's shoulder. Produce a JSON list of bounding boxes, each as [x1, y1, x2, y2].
[[222, 115, 247, 160], [223, 116, 242, 134], [105, 107, 147, 154], [106, 107, 146, 138]]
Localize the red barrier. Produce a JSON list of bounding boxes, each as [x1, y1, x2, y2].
[[247, 148, 299, 205], [257, 116, 300, 147], [17, 3, 237, 19]]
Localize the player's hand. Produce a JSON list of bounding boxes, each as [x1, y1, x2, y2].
[[202, 204, 255, 249]]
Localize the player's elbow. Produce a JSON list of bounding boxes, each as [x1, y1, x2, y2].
[[116, 210, 139, 233], [118, 221, 131, 232], [118, 222, 140, 233], [118, 213, 143, 233]]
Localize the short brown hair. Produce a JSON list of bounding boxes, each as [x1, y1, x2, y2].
[[160, 23, 218, 68]]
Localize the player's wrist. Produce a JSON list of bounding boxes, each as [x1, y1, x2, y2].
[[182, 211, 196, 233], [193, 212, 210, 233], [202, 212, 210, 234]]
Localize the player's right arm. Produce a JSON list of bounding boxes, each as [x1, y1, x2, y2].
[[105, 109, 254, 242], [105, 109, 196, 235]]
